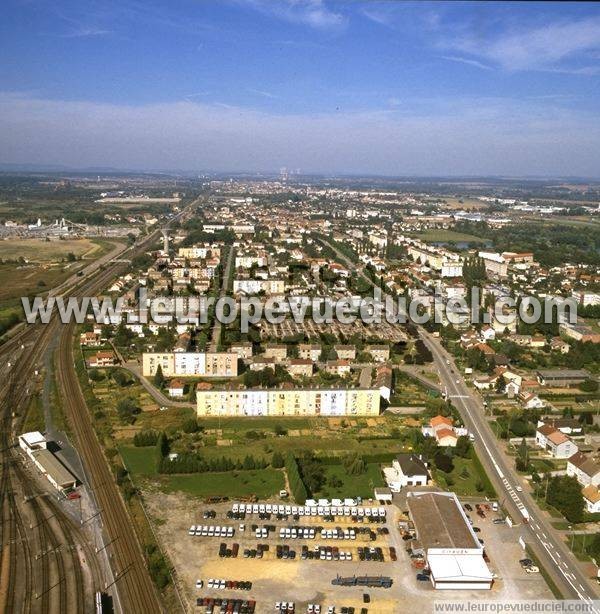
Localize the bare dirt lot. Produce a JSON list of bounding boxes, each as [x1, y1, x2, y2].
[[143, 491, 553, 614]]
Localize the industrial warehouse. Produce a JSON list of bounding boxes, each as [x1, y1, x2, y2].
[[18, 431, 78, 492], [407, 491, 494, 590]]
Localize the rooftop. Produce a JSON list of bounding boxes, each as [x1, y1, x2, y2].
[[407, 491, 480, 551], [31, 449, 76, 488]]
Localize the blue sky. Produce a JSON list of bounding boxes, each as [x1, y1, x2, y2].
[[1, 1, 600, 176]]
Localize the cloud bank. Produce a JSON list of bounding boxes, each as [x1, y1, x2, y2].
[[1, 92, 599, 176]]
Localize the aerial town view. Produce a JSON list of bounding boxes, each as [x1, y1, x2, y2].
[[1, 1, 600, 614]]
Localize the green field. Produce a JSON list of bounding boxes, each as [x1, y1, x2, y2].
[[434, 456, 488, 497], [0, 237, 101, 262], [120, 444, 286, 499], [157, 469, 285, 499], [120, 445, 157, 476], [0, 238, 116, 308], [315, 463, 385, 499]]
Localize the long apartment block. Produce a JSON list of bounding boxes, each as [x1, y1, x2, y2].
[[196, 386, 380, 417]]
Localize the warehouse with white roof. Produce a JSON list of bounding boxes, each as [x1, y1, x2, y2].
[[407, 491, 493, 590]]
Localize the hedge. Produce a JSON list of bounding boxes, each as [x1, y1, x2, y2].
[[285, 453, 308, 504]]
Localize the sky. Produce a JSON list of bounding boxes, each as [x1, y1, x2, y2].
[[1, 0, 600, 177]]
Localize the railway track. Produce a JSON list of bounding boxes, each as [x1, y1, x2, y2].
[[0, 200, 198, 612]]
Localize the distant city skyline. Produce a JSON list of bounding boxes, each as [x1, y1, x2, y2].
[[2, 1, 600, 176]]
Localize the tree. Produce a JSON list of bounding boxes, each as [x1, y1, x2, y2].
[[116, 397, 140, 424], [112, 369, 131, 387], [343, 453, 366, 475], [153, 364, 165, 388], [274, 423, 287, 437], [454, 435, 472, 458], [587, 533, 600, 560], [515, 438, 530, 471], [546, 475, 584, 523], [271, 451, 285, 468], [182, 418, 199, 433], [434, 451, 454, 474], [242, 455, 256, 470], [155, 432, 169, 470]]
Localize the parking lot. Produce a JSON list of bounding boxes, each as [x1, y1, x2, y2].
[[143, 491, 553, 613]]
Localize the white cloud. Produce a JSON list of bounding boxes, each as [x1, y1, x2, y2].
[[242, 0, 346, 30], [441, 55, 492, 71], [60, 27, 112, 38], [446, 16, 600, 74], [0, 92, 598, 176]]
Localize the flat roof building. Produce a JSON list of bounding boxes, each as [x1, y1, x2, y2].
[[407, 491, 493, 590], [31, 449, 77, 492]]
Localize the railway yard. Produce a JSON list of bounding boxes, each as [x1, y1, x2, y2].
[[0, 199, 196, 613]]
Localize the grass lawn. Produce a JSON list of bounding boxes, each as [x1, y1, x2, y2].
[[316, 463, 385, 499], [120, 444, 285, 499], [434, 456, 487, 497], [120, 445, 157, 476], [157, 469, 285, 499], [568, 534, 593, 562]]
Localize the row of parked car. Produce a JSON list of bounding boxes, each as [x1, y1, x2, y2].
[[279, 526, 317, 539], [189, 525, 235, 538], [302, 545, 354, 561], [275, 603, 367, 614], [356, 546, 386, 562], [218, 542, 239, 558], [243, 544, 269, 558], [232, 503, 387, 520], [205, 579, 253, 590], [197, 597, 255, 613]]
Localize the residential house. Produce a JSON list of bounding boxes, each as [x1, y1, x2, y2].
[[80, 331, 101, 347], [365, 345, 390, 362], [87, 351, 116, 368], [230, 342, 253, 359], [167, 379, 185, 397], [582, 485, 600, 514], [567, 452, 600, 487], [375, 364, 393, 402], [325, 360, 351, 377], [383, 454, 430, 492], [550, 338, 570, 354], [505, 380, 520, 398], [264, 343, 287, 362], [422, 415, 460, 447], [519, 392, 545, 410], [473, 376, 498, 391], [535, 425, 578, 459], [249, 356, 277, 372], [334, 345, 356, 361], [298, 344, 321, 361], [287, 359, 313, 379], [537, 418, 583, 436], [480, 325, 496, 341]]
